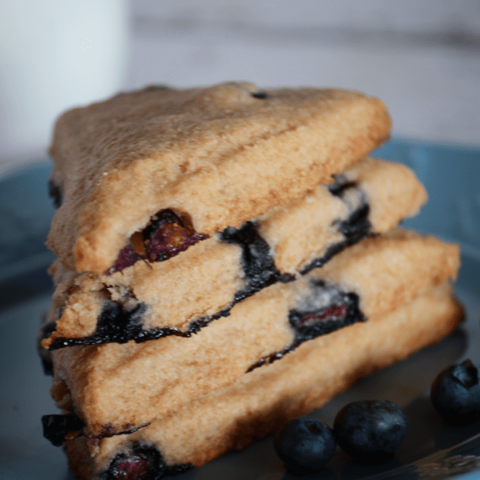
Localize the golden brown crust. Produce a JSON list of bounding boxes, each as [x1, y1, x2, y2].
[[259, 156, 427, 272], [47, 83, 391, 273], [311, 228, 460, 317], [43, 157, 425, 348], [50, 230, 459, 436], [65, 283, 463, 478]]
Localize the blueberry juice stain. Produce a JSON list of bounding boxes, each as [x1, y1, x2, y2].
[[301, 176, 372, 275], [49, 300, 148, 349], [248, 281, 365, 372]]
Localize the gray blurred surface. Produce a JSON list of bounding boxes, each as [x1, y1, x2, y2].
[[1, 1, 479, 171], [125, 1, 480, 145]]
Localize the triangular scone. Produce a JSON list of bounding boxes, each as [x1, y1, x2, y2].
[[47, 83, 391, 273], [61, 283, 463, 480], [48, 230, 459, 438], [41, 158, 426, 350]]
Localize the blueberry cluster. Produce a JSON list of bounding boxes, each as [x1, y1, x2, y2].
[[274, 400, 407, 475], [274, 359, 480, 476]]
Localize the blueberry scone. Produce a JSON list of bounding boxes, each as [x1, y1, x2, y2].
[[38, 83, 463, 480], [43, 230, 459, 439], [47, 283, 463, 480], [42, 157, 426, 350], [47, 83, 391, 274]]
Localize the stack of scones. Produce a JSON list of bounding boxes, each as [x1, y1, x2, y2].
[[38, 83, 463, 480]]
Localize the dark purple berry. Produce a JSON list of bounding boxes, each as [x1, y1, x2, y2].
[[143, 209, 206, 262], [289, 283, 364, 343], [104, 444, 161, 480], [42, 414, 85, 447], [110, 456, 150, 479], [48, 179, 63, 208], [104, 443, 192, 480], [333, 400, 407, 464], [106, 244, 144, 274], [274, 416, 336, 475], [106, 209, 207, 274], [251, 91, 269, 99], [431, 359, 480, 425]]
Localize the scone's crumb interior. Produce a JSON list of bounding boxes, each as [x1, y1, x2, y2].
[[43, 157, 427, 351]]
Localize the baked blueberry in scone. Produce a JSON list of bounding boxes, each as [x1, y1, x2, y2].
[[42, 157, 427, 350]]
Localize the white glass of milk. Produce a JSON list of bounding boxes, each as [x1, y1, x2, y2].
[[0, 0, 129, 163]]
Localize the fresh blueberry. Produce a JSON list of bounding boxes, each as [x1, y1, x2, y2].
[[333, 400, 407, 463], [274, 416, 336, 475], [430, 359, 480, 425]]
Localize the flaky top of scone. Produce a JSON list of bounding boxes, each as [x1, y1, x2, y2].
[[47, 82, 391, 273]]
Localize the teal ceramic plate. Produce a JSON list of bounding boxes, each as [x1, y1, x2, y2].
[[1, 139, 480, 479]]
